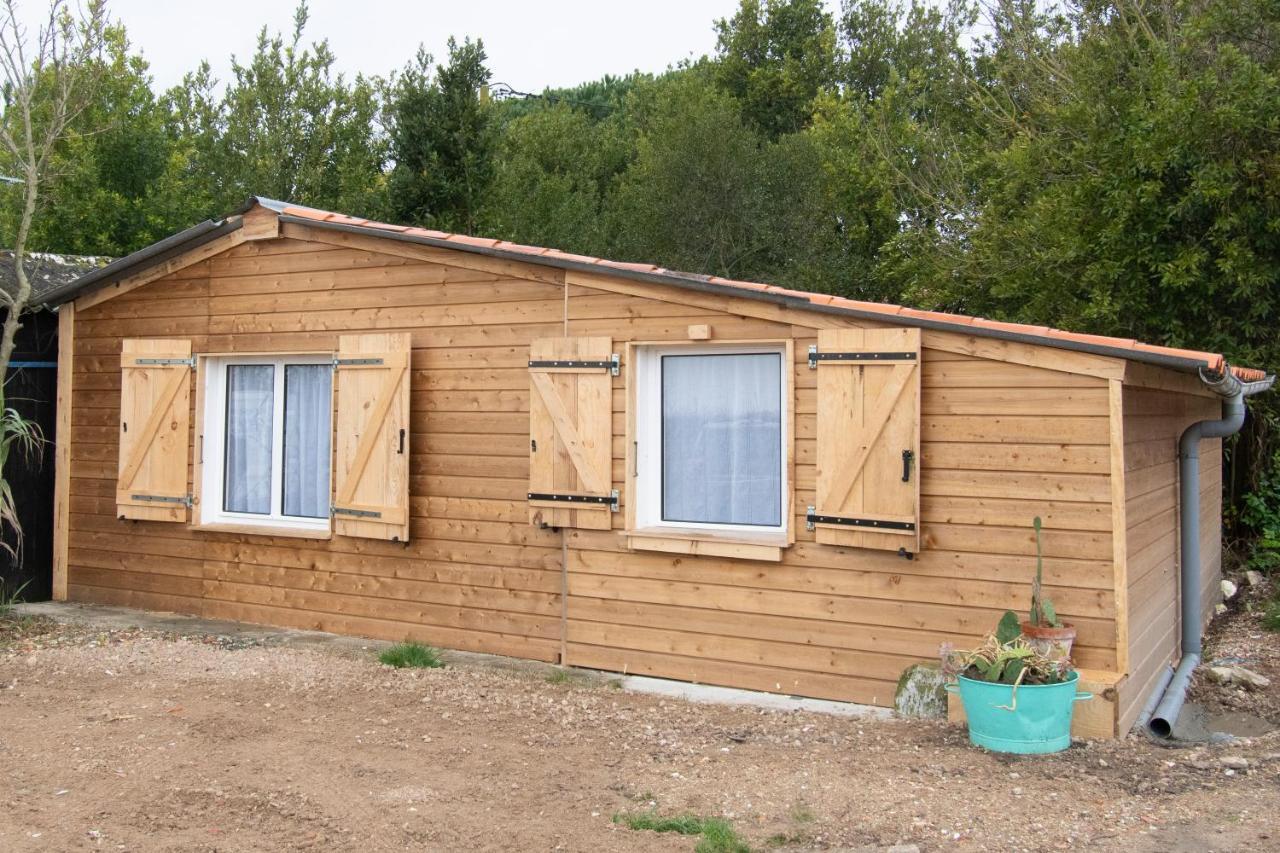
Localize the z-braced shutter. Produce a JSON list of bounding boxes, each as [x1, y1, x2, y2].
[[117, 339, 193, 521], [528, 337, 616, 530], [333, 333, 411, 541], [812, 328, 921, 552]]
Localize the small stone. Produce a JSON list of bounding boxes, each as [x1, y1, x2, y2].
[[1215, 603, 1229, 616], [1219, 756, 1249, 770], [1245, 570, 1265, 588], [1221, 579, 1238, 600]]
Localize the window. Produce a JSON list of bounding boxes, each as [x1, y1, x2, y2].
[[634, 344, 788, 537], [200, 354, 333, 533]]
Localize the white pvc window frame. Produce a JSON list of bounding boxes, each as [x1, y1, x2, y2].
[[633, 343, 789, 538], [199, 353, 333, 534]]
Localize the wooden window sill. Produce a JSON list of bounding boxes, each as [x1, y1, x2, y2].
[[625, 528, 786, 562], [190, 522, 333, 541]]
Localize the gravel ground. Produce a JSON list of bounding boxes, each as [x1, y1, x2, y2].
[[0, 611, 1278, 852]]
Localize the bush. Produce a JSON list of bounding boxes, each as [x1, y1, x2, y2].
[[378, 642, 444, 669]]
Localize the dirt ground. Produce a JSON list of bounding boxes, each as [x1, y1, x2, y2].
[[1, 609, 1278, 852]]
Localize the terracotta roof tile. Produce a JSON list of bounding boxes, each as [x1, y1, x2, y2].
[[542, 248, 601, 265], [264, 200, 1267, 381]]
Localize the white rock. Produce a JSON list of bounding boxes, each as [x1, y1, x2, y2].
[[1221, 579, 1239, 599], [1215, 603, 1228, 616], [1219, 756, 1249, 770], [1245, 570, 1265, 588], [1207, 665, 1271, 690]]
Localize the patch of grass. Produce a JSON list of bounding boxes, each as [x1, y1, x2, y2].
[[378, 642, 443, 669], [613, 812, 749, 852], [545, 667, 572, 684], [695, 819, 751, 853], [789, 804, 815, 824], [615, 812, 705, 835], [0, 579, 30, 618]]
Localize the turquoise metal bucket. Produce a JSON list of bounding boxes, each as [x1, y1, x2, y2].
[[948, 672, 1091, 754]]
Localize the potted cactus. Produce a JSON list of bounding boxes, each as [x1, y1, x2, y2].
[[1020, 516, 1076, 662], [943, 611, 1090, 754]]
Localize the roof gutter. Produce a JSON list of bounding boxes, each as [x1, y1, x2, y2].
[[1143, 367, 1276, 738], [39, 217, 242, 308], [279, 214, 1224, 377]]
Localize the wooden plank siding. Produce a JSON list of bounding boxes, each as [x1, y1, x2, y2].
[[1116, 385, 1222, 734], [66, 234, 1123, 712]]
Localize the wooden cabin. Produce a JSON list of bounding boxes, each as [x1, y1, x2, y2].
[[42, 198, 1269, 738]]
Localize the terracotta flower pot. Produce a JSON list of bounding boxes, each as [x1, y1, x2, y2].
[[1021, 621, 1076, 663]]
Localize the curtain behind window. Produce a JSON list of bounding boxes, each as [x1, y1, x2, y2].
[[224, 364, 274, 514], [283, 364, 332, 518], [661, 353, 782, 526]]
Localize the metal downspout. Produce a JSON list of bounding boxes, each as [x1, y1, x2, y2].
[[1146, 370, 1275, 738]]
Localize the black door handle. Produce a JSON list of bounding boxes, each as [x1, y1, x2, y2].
[[902, 449, 914, 482]]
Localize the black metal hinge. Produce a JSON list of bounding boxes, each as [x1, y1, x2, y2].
[[130, 494, 193, 507], [807, 345, 917, 369], [134, 357, 196, 369], [528, 490, 620, 512], [528, 354, 620, 376], [805, 506, 915, 532], [332, 505, 381, 519]]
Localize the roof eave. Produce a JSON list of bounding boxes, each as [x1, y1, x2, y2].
[[40, 217, 243, 308]]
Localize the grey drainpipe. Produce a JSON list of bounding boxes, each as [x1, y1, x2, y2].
[[1146, 369, 1276, 738]]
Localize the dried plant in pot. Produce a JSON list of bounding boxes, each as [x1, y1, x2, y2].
[[941, 612, 1090, 754], [1021, 516, 1076, 662]]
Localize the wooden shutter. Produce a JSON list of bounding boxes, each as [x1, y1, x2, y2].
[[812, 328, 921, 552], [333, 333, 411, 541], [528, 337, 616, 530], [117, 339, 192, 521]]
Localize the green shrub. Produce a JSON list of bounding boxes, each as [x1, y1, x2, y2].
[[378, 642, 444, 669], [1262, 598, 1280, 633]]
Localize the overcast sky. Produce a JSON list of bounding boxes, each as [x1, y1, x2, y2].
[[73, 0, 840, 94]]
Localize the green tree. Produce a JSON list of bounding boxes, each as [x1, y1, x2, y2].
[[714, 0, 838, 138], [605, 72, 772, 278], [480, 103, 628, 253], [164, 2, 384, 218], [384, 37, 494, 233], [23, 24, 178, 256]]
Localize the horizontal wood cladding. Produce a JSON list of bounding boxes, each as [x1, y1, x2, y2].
[[1118, 384, 1222, 733], [66, 236, 1124, 710]]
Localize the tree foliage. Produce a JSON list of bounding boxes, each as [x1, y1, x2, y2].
[[384, 37, 494, 232]]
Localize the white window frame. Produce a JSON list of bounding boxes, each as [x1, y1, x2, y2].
[[199, 353, 333, 534], [633, 343, 789, 538]]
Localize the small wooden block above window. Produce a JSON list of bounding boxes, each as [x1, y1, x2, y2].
[[687, 324, 712, 340], [626, 529, 784, 562]]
